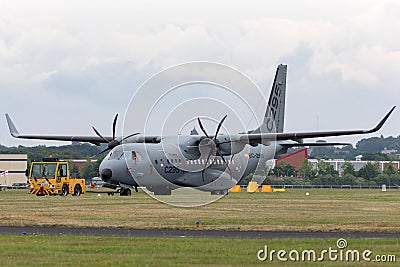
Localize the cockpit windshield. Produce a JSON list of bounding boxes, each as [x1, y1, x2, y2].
[[108, 150, 124, 160], [31, 163, 57, 179]]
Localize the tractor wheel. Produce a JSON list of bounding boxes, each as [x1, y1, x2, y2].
[[73, 185, 82, 196], [61, 185, 69, 196]]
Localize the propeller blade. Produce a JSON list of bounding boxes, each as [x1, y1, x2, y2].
[[197, 117, 210, 138], [112, 114, 118, 140], [219, 152, 227, 164], [120, 132, 140, 143], [92, 126, 109, 143], [91, 147, 111, 158], [214, 115, 227, 141], [202, 152, 212, 183], [218, 150, 232, 179], [99, 147, 111, 154], [198, 115, 227, 183]]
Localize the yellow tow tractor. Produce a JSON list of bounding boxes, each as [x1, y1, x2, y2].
[[27, 158, 86, 196]]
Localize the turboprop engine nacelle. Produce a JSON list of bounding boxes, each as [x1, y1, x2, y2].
[[217, 136, 246, 156]]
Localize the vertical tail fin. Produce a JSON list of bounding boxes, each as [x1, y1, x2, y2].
[[253, 64, 287, 134]]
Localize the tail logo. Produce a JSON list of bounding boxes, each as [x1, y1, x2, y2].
[[265, 84, 281, 132]]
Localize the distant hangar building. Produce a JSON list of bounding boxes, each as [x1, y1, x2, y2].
[[0, 154, 28, 186]]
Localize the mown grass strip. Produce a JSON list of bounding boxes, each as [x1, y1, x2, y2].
[[0, 236, 398, 266]]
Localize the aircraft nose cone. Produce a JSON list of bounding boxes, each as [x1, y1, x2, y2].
[[101, 168, 112, 181]]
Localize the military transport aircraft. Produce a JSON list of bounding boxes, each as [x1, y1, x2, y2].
[[5, 65, 395, 196]]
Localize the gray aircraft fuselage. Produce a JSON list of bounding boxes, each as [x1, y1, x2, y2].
[[99, 137, 283, 194]]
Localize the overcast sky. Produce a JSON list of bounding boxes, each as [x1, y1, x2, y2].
[[0, 0, 399, 147]]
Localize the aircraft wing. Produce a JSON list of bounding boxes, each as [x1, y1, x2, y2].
[[279, 142, 351, 147], [184, 106, 395, 156], [5, 114, 113, 146], [5, 106, 395, 148], [233, 106, 395, 145], [5, 113, 160, 145]]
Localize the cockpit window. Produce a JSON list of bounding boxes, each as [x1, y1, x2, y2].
[[31, 163, 57, 179], [109, 150, 124, 160]]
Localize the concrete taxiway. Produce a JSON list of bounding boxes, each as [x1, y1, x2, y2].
[[0, 226, 399, 239]]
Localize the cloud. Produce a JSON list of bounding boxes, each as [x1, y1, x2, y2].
[[0, 0, 399, 146]]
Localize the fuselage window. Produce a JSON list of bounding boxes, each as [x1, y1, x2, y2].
[[155, 160, 158, 165], [132, 151, 137, 161]]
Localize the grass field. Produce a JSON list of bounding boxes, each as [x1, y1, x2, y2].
[[0, 189, 399, 266], [0, 236, 398, 266], [0, 188, 399, 232]]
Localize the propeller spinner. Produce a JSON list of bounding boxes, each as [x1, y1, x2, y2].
[[197, 115, 231, 182]]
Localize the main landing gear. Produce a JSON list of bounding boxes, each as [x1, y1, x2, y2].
[[120, 188, 131, 196], [106, 186, 138, 196]]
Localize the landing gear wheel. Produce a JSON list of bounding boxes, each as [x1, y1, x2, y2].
[[73, 185, 82, 196], [120, 188, 131, 196], [61, 185, 68, 196]]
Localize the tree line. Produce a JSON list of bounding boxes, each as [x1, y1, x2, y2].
[[0, 143, 105, 181], [264, 160, 400, 187], [309, 135, 400, 161]]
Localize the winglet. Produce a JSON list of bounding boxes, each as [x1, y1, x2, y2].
[[5, 114, 20, 137], [365, 106, 396, 134]]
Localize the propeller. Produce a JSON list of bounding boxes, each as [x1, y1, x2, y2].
[[92, 114, 140, 155], [197, 115, 231, 182]]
